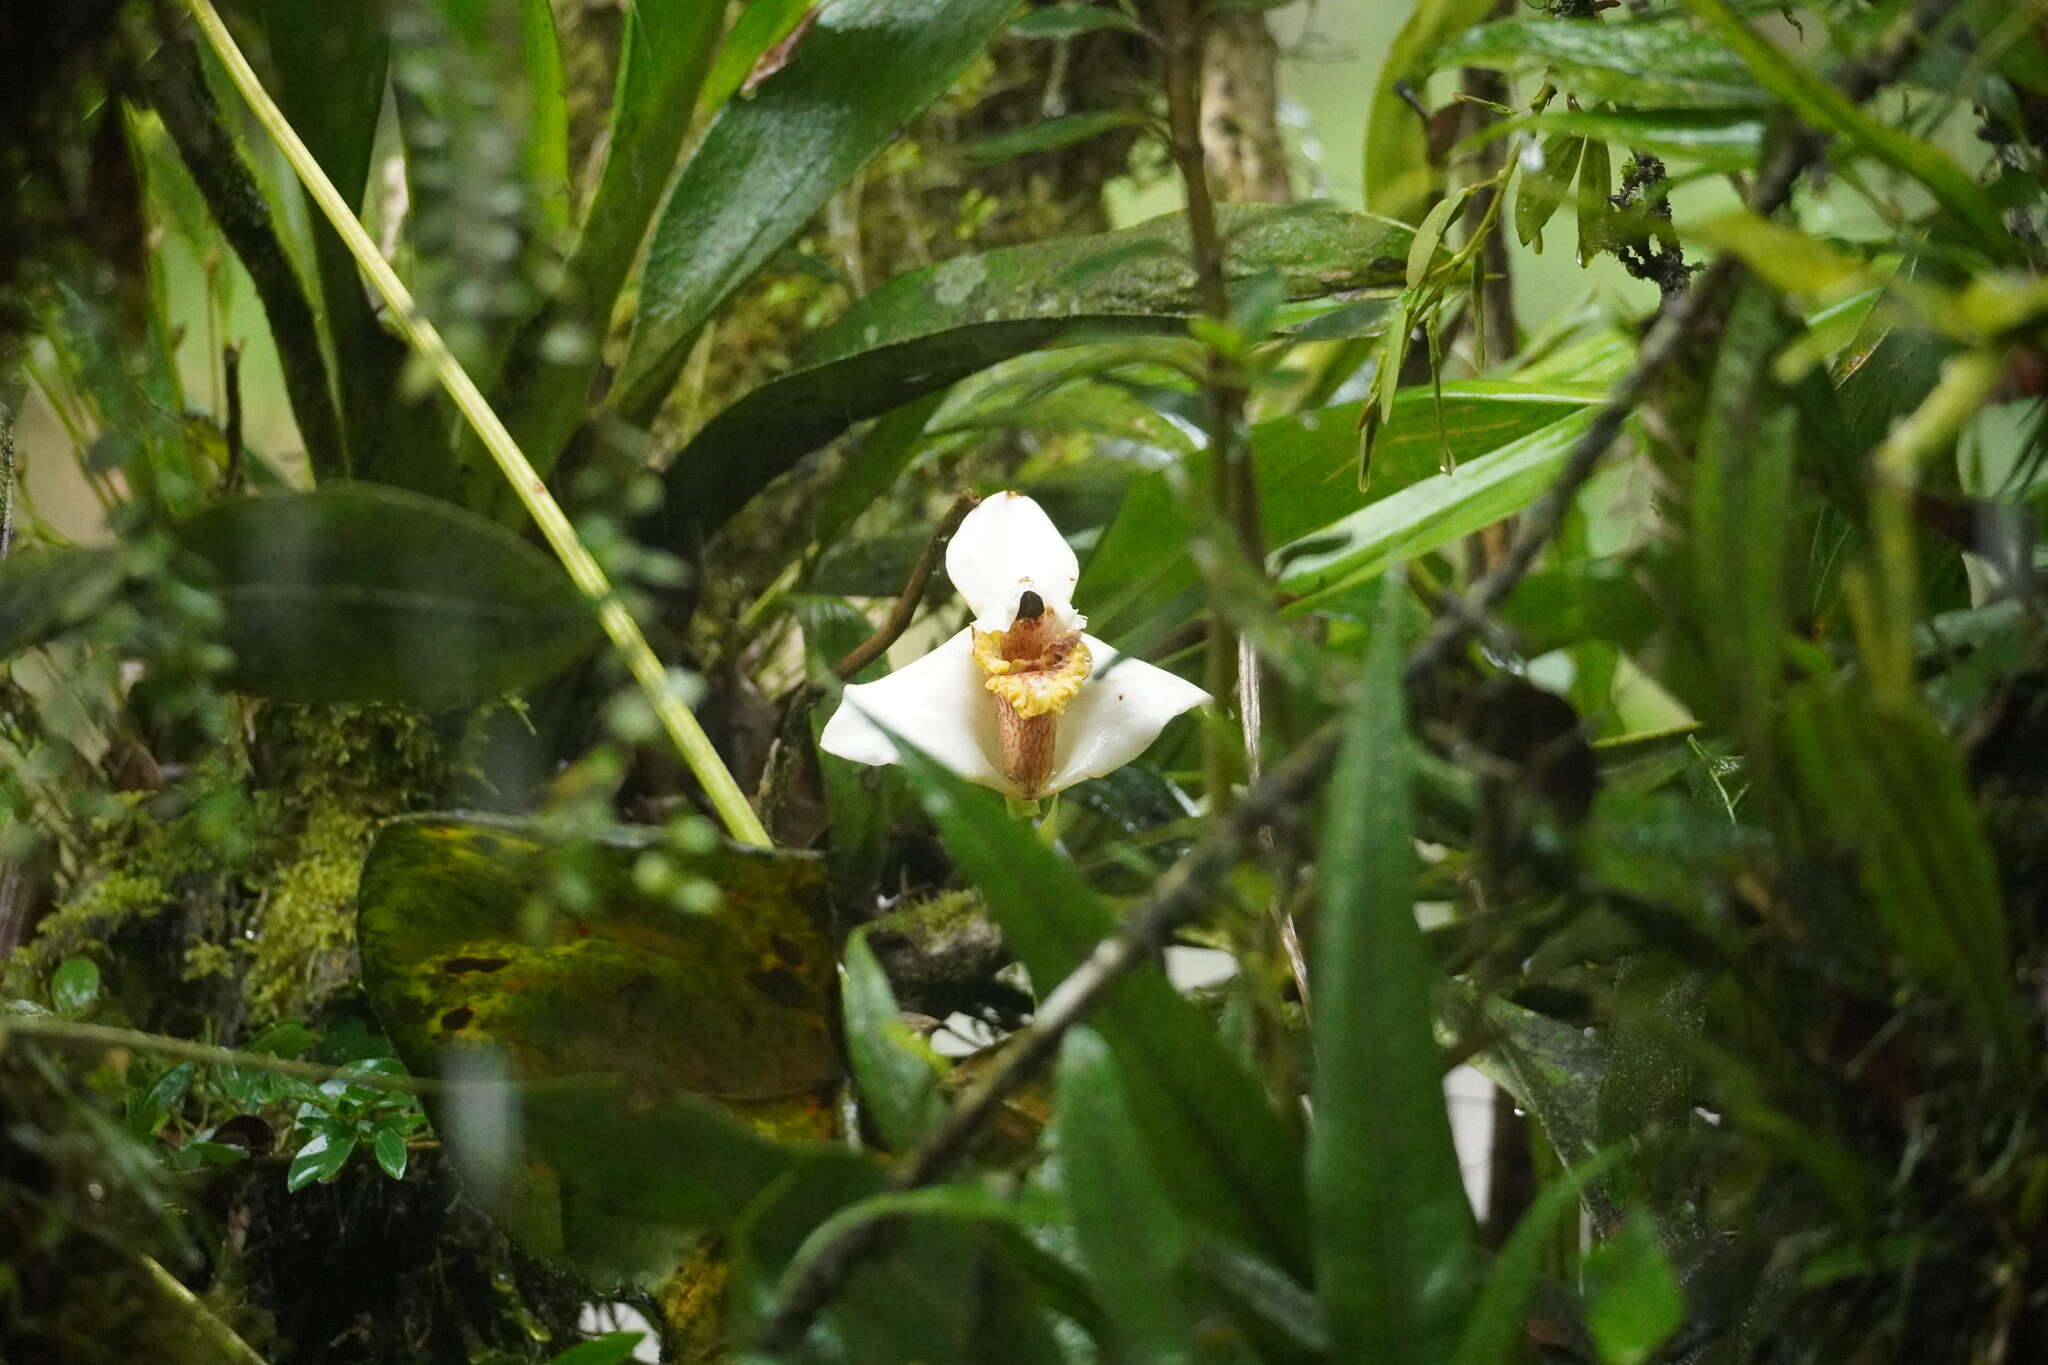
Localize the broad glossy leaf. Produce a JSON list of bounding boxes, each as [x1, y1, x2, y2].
[[359, 815, 840, 1283], [287, 1132, 356, 1191], [646, 203, 1411, 545], [1516, 134, 1584, 249], [489, 2, 726, 484], [1279, 408, 1600, 613], [1311, 582, 1476, 1362], [1582, 1215, 1684, 1365], [174, 486, 599, 707], [1011, 5, 1148, 39], [1079, 383, 1605, 639], [1679, 0, 2011, 255], [1434, 17, 1763, 108], [612, 0, 1017, 419], [51, 957, 104, 1019], [893, 744, 1312, 1275]]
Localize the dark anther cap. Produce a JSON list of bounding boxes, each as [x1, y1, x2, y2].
[[1017, 589, 1045, 620]]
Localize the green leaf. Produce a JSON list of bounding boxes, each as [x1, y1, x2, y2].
[[286, 1131, 356, 1192], [1504, 105, 1763, 173], [1576, 137, 1613, 266], [841, 927, 949, 1152], [892, 745, 1311, 1275], [1407, 189, 1467, 286], [1582, 1215, 1684, 1365], [372, 1123, 408, 1181], [612, 0, 1018, 420], [1279, 408, 1599, 613], [1453, 1149, 1625, 1365], [1082, 384, 1606, 639], [704, 0, 817, 111], [1678, 0, 2011, 255], [967, 109, 1149, 164], [50, 956, 103, 1019], [487, 1, 727, 489], [172, 486, 599, 708], [1434, 17, 1763, 108], [357, 814, 839, 1280], [545, 1332, 646, 1365], [649, 202, 1411, 543], [1691, 279, 1804, 780], [1010, 4, 1147, 39], [140, 1063, 196, 1122], [1516, 134, 1585, 249], [519, 0, 573, 230], [1053, 1028, 1197, 1364], [1364, 0, 1498, 222], [1784, 684, 2027, 1065], [1310, 578, 1476, 1362], [254, 0, 391, 475]]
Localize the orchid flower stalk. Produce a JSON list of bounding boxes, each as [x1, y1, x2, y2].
[[820, 492, 1210, 800]]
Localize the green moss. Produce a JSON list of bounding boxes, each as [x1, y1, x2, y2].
[[15, 703, 472, 1025]]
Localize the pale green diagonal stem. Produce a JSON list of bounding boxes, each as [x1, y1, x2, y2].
[[180, 0, 770, 847]]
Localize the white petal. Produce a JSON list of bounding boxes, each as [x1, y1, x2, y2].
[[1043, 636, 1210, 795], [946, 491, 1082, 632], [817, 629, 1018, 796]]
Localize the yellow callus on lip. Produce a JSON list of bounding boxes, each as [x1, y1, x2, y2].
[[972, 631, 1092, 719]]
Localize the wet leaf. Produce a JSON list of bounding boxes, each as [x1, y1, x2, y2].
[[1435, 17, 1764, 108], [287, 1132, 356, 1192], [173, 486, 599, 708], [646, 203, 1411, 545], [358, 814, 840, 1281], [612, 0, 1018, 419], [50, 956, 103, 1019]]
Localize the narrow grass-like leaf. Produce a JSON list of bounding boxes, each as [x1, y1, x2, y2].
[[893, 744, 1311, 1275], [1280, 408, 1600, 613], [1311, 580, 1476, 1361], [1053, 1027, 1198, 1365]]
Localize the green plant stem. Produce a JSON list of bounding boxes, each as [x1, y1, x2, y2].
[[138, 1252, 270, 1364], [1, 1012, 431, 1095], [179, 0, 771, 848]]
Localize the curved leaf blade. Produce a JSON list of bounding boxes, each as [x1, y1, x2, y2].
[[611, 0, 1018, 419], [175, 485, 600, 707], [644, 203, 1410, 544]]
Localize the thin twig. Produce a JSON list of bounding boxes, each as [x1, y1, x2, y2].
[[749, 4, 1964, 1344], [181, 0, 772, 848], [834, 492, 980, 679], [0, 398, 15, 560], [1, 1013, 429, 1095]]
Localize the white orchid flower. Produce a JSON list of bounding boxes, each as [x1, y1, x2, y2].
[[819, 491, 1210, 800]]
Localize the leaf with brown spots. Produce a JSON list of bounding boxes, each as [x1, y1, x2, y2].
[[356, 814, 842, 1285]]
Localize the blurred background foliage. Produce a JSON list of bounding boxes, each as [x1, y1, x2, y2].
[[2, 0, 2047, 1362]]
